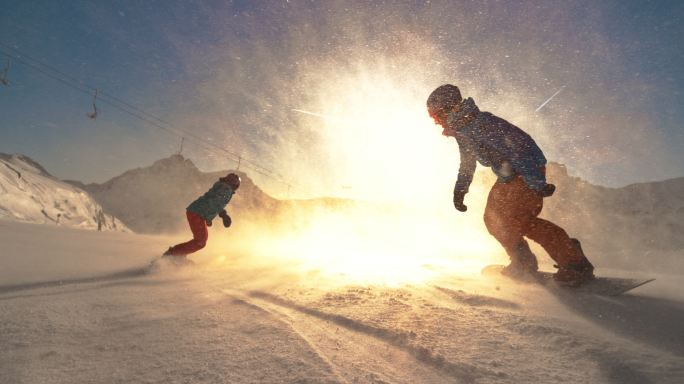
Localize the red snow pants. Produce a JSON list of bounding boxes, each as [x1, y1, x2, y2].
[[483, 172, 582, 266], [166, 211, 208, 256]]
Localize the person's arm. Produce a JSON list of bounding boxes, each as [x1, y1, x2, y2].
[[204, 185, 221, 225], [218, 209, 231, 228], [455, 136, 477, 193], [453, 135, 477, 211]]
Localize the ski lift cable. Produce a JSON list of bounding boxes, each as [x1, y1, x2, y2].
[[1, 46, 236, 163], [0, 41, 186, 128], [0, 43, 284, 177], [0, 44, 238, 152], [0, 42, 305, 192], [0, 43, 297, 187], [0, 43, 262, 163], [0, 45, 306, 194], [0, 44, 296, 184]]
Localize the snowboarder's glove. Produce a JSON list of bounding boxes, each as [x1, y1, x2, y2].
[[539, 183, 556, 198], [219, 210, 231, 228], [206, 219, 212, 227], [453, 191, 468, 212], [221, 214, 231, 228]]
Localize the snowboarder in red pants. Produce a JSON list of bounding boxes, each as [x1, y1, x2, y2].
[[163, 173, 240, 259], [426, 84, 594, 285]]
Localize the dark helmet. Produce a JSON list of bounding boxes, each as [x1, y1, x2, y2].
[[427, 84, 462, 118], [224, 173, 241, 191]]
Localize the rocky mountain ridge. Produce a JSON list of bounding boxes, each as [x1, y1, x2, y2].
[[542, 164, 684, 270]]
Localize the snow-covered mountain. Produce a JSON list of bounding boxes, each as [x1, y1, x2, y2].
[[543, 163, 684, 272], [57, 153, 684, 271], [0, 153, 128, 231], [73, 154, 284, 234]]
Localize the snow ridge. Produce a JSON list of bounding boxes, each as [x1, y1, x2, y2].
[[0, 153, 128, 231]]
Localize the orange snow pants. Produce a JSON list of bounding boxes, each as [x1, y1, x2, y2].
[[483, 173, 582, 266], [166, 211, 208, 256]]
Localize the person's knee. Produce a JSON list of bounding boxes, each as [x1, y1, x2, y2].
[[527, 218, 568, 243], [486, 221, 520, 248], [193, 238, 207, 249], [483, 211, 496, 233], [484, 212, 507, 239], [497, 234, 521, 249]]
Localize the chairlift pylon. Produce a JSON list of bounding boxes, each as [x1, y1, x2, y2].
[[0, 57, 10, 86], [87, 89, 98, 119]]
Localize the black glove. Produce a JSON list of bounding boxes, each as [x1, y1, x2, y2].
[[453, 191, 468, 212], [539, 183, 556, 198], [206, 219, 212, 227], [219, 210, 231, 228]]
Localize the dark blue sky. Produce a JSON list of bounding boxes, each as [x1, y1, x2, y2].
[[1, 0, 682, 192]]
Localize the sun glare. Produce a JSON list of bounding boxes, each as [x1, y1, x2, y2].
[[218, 205, 503, 286], [295, 63, 458, 204], [222, 62, 506, 285]]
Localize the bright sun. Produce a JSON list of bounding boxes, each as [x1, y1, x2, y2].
[[271, 206, 501, 285], [223, 63, 504, 285], [299, 67, 458, 204]]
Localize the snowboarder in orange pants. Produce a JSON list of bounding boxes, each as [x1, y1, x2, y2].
[[163, 173, 240, 258], [427, 84, 594, 284]]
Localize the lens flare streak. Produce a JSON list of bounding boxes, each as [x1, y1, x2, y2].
[[535, 85, 566, 112], [291, 108, 347, 123]]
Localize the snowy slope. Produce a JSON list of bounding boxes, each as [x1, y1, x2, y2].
[[0, 153, 128, 231], [1, 220, 683, 384]]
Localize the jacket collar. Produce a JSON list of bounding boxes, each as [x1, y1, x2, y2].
[[442, 97, 480, 137]]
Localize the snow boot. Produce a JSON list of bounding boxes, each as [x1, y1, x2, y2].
[[501, 240, 539, 280], [160, 253, 193, 267], [162, 247, 190, 263], [553, 239, 594, 286]]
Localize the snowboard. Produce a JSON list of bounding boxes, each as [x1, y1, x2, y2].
[[481, 264, 655, 296], [148, 255, 195, 271]]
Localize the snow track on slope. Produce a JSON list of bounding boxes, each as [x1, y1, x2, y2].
[[0, 276, 343, 384], [221, 288, 498, 383]]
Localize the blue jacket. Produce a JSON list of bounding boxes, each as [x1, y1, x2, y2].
[[444, 98, 547, 193], [187, 180, 234, 221]]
